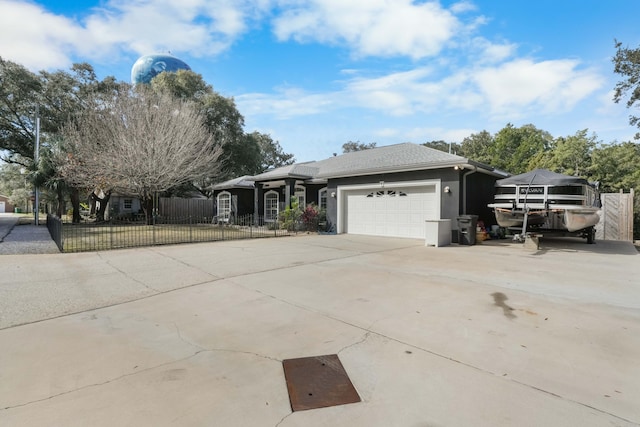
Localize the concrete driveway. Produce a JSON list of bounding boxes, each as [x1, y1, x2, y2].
[[1, 234, 639, 426]]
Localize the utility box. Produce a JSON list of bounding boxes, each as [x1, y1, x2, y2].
[[425, 219, 451, 247], [457, 215, 478, 245]]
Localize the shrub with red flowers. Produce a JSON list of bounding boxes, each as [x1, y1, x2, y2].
[[302, 203, 320, 231]]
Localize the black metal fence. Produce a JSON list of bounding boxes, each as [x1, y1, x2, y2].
[[47, 214, 63, 252], [46, 213, 297, 253]]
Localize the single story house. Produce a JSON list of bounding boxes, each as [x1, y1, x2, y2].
[[108, 195, 143, 218], [213, 143, 508, 241]]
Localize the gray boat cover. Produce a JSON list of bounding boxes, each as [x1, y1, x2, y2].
[[496, 169, 590, 186]]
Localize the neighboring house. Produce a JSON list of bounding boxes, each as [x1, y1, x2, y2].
[[108, 194, 143, 218], [0, 195, 16, 214], [217, 143, 508, 240]]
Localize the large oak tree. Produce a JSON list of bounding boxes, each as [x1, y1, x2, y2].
[[613, 40, 640, 139], [0, 57, 124, 219], [150, 70, 294, 197]]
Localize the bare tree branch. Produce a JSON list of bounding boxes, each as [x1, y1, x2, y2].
[[57, 87, 223, 214]]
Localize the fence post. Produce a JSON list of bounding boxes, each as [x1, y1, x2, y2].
[[110, 220, 113, 250], [189, 216, 193, 242], [45, 214, 64, 252]]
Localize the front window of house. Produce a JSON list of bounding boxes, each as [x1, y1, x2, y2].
[[293, 186, 305, 208], [123, 199, 133, 210], [265, 191, 279, 222], [319, 188, 327, 210], [217, 191, 231, 221]]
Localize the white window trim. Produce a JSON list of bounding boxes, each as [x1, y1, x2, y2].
[[264, 190, 279, 222], [217, 191, 231, 222], [319, 187, 328, 210], [294, 185, 306, 209]]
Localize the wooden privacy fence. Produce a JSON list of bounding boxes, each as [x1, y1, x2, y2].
[[159, 197, 215, 219], [596, 189, 634, 241]]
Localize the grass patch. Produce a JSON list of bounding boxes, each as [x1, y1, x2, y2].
[[61, 222, 290, 252]]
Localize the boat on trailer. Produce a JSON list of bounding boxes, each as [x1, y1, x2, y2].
[[488, 169, 601, 243]]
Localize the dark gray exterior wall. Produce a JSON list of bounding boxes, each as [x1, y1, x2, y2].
[[247, 168, 498, 233], [254, 183, 327, 217], [304, 184, 326, 206], [463, 171, 498, 228], [212, 189, 255, 218], [255, 185, 285, 217], [324, 168, 497, 235]]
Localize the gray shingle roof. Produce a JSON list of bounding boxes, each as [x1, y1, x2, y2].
[[313, 143, 467, 178], [250, 162, 319, 181], [212, 175, 255, 190], [244, 143, 478, 183]]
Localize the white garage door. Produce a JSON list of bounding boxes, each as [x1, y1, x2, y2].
[[343, 184, 438, 238]]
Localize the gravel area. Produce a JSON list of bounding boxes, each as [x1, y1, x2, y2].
[[0, 215, 59, 254]]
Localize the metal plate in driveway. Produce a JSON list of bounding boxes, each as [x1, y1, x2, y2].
[[282, 354, 361, 411]]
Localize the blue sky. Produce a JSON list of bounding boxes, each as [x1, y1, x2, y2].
[[2, 0, 640, 162]]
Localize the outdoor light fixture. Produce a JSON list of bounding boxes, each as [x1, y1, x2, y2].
[[444, 186, 451, 193], [331, 192, 336, 198]]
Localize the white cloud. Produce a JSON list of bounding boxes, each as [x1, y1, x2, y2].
[[237, 67, 446, 119], [340, 67, 483, 116], [469, 37, 517, 64], [0, 0, 259, 70], [236, 86, 336, 119], [238, 57, 605, 131], [83, 0, 253, 57], [344, 68, 437, 115], [473, 59, 605, 117], [272, 0, 463, 59], [0, 0, 85, 69], [450, 1, 477, 14]]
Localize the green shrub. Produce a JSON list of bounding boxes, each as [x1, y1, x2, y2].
[[279, 199, 302, 231]]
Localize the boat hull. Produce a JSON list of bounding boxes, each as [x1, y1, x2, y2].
[[563, 209, 600, 232], [493, 208, 546, 229], [488, 169, 601, 237], [492, 207, 600, 233]]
